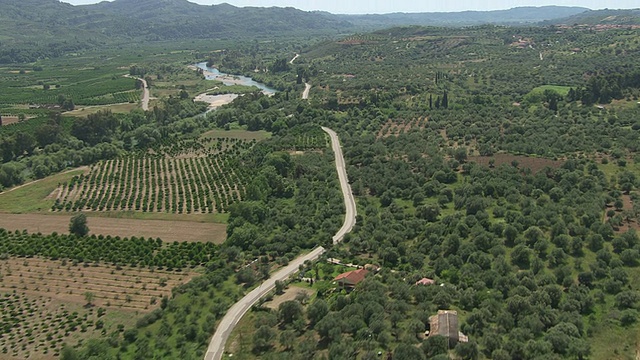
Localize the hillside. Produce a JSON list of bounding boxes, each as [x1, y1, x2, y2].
[[82, 0, 352, 39], [0, 0, 605, 64], [544, 8, 640, 25], [341, 6, 589, 28]]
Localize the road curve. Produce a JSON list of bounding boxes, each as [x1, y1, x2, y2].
[[204, 127, 356, 360], [322, 127, 357, 244], [302, 83, 311, 100]]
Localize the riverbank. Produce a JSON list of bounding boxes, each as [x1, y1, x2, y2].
[[194, 93, 239, 109]]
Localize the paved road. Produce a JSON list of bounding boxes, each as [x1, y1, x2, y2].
[[322, 127, 357, 244], [302, 83, 311, 100], [204, 127, 356, 360]]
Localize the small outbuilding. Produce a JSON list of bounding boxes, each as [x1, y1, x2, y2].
[[415, 278, 435, 286], [428, 310, 468, 348]]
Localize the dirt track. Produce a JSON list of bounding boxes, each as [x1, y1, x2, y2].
[[0, 213, 226, 243]]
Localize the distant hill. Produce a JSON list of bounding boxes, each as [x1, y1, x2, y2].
[[542, 8, 640, 25], [0, 0, 601, 63], [339, 6, 589, 28], [0, 0, 352, 43], [82, 0, 352, 40]]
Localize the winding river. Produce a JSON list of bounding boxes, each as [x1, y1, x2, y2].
[[193, 62, 276, 113]]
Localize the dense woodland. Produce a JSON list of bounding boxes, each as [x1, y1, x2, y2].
[[0, 7, 640, 360]]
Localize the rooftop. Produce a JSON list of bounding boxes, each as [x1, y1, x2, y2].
[[334, 268, 368, 286]]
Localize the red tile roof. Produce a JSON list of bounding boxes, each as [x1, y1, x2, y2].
[[334, 268, 368, 286]]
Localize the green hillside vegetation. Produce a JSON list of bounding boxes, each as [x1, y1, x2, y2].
[[546, 9, 640, 25], [0, 0, 608, 65], [0, 5, 639, 360], [340, 6, 589, 28]]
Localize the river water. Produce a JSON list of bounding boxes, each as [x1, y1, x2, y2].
[[195, 62, 276, 95]]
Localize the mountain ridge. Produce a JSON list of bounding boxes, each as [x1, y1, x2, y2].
[[1, 0, 637, 64], [543, 8, 640, 25]]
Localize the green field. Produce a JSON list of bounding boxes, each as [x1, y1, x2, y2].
[[529, 85, 572, 96], [0, 168, 87, 213]]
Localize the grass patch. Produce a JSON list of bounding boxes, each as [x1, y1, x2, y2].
[[524, 85, 571, 104], [225, 310, 256, 358], [0, 168, 87, 213], [598, 160, 640, 180], [64, 102, 140, 117], [588, 293, 639, 360], [529, 85, 572, 97]]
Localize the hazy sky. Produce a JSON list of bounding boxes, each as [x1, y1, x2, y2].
[[62, 0, 640, 14]]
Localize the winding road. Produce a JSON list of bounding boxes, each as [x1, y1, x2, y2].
[[204, 127, 356, 360]]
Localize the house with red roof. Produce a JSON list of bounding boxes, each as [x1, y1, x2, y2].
[[334, 268, 368, 289]]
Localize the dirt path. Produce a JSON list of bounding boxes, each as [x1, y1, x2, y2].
[[124, 75, 149, 111], [302, 83, 311, 100], [140, 77, 150, 111], [0, 213, 227, 243], [264, 286, 315, 310]]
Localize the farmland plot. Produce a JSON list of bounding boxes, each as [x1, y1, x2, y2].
[[51, 137, 257, 214], [0, 73, 139, 107], [0, 229, 218, 269], [0, 257, 193, 359], [52, 155, 249, 214], [0, 257, 193, 311]]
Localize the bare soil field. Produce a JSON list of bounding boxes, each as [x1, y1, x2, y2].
[[468, 153, 563, 173], [0, 213, 227, 243], [264, 286, 315, 310], [0, 115, 35, 126], [0, 257, 191, 359], [1, 116, 20, 126], [0, 257, 194, 311]]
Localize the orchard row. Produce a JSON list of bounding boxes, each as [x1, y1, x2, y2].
[[0, 229, 216, 270], [53, 155, 250, 214]]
